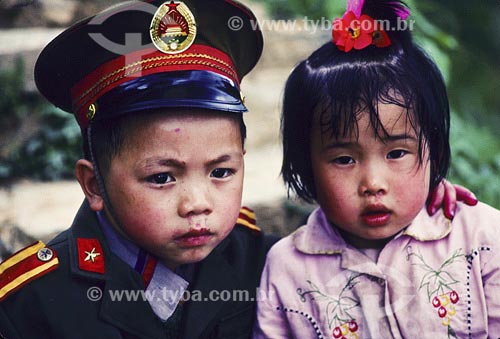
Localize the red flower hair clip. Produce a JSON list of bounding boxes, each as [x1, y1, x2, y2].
[[332, 11, 390, 52]]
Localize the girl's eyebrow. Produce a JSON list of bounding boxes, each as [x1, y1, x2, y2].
[[324, 141, 357, 149], [381, 133, 418, 142], [325, 133, 417, 149]]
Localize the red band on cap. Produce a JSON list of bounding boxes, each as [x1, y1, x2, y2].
[[71, 44, 238, 128]]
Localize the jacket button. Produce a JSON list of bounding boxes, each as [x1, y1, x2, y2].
[[37, 248, 54, 262]]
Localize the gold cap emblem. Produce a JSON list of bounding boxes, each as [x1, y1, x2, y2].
[[150, 1, 197, 54]]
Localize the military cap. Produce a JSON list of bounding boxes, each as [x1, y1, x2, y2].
[[35, 0, 263, 129]]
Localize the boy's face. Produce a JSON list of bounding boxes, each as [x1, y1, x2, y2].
[[104, 110, 244, 269], [310, 103, 430, 248]]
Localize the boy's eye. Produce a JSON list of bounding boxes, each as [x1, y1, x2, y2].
[[333, 156, 355, 165], [387, 150, 408, 159], [210, 168, 233, 179], [148, 173, 174, 184]]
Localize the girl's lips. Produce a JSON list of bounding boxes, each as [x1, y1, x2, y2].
[[174, 228, 213, 247], [361, 212, 392, 227], [361, 205, 392, 227]]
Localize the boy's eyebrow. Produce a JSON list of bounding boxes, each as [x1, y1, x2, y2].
[[206, 154, 242, 167], [140, 153, 242, 169], [142, 158, 186, 169]]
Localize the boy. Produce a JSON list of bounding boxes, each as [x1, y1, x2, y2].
[[0, 1, 277, 338]]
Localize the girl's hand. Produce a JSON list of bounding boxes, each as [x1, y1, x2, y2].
[[427, 179, 478, 219]]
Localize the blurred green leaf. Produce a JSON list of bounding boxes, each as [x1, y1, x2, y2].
[[449, 113, 500, 207], [0, 58, 80, 183]]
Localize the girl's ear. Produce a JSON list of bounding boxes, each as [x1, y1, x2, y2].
[[75, 159, 104, 212]]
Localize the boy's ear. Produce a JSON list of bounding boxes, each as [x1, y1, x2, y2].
[[75, 159, 104, 212]]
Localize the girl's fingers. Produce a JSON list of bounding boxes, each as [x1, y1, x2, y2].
[[428, 181, 478, 218], [442, 180, 456, 220], [454, 184, 478, 206]]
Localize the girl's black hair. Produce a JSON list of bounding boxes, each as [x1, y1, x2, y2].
[[281, 1, 450, 202]]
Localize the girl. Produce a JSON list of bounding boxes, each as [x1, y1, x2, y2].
[[253, 0, 500, 338]]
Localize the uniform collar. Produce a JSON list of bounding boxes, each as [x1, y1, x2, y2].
[[97, 211, 189, 322], [65, 202, 168, 338], [66, 201, 111, 281]]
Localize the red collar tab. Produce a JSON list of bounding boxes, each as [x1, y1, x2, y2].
[[77, 238, 105, 274]]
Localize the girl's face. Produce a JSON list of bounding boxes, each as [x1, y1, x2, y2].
[[310, 103, 430, 248], [104, 110, 244, 269]]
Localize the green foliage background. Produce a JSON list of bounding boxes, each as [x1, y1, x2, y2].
[[0, 59, 81, 182], [0, 0, 498, 208], [256, 0, 500, 208]]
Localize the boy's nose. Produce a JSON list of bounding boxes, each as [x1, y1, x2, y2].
[[358, 165, 388, 197], [178, 184, 212, 217]]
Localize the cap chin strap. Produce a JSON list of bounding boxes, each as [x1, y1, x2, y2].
[[86, 124, 121, 227]]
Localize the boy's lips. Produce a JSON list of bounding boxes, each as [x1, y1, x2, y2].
[[174, 228, 213, 247], [361, 204, 392, 227]]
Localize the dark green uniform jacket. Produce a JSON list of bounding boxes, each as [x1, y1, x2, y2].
[[0, 202, 278, 339]]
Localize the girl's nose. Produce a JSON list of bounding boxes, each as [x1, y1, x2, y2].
[[358, 163, 388, 197], [178, 183, 212, 217]]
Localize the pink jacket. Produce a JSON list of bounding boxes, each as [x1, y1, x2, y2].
[[253, 202, 500, 338]]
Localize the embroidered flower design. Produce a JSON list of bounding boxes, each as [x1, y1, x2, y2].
[[332, 320, 359, 339], [432, 291, 460, 328], [408, 248, 464, 338], [332, 11, 390, 52], [297, 274, 361, 337]]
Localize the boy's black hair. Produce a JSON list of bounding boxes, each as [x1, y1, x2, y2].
[[82, 110, 247, 177], [281, 4, 450, 202]]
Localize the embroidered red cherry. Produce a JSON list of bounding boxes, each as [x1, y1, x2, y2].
[[438, 306, 447, 318], [332, 326, 342, 338], [348, 320, 358, 332], [449, 291, 459, 304], [432, 296, 441, 308]]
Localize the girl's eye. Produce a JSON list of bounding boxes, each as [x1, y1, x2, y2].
[[148, 173, 174, 184], [387, 150, 408, 159], [333, 156, 355, 165], [211, 168, 233, 179]]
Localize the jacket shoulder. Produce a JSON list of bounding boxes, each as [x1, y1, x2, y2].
[[0, 241, 59, 301], [234, 206, 279, 246], [225, 207, 280, 272], [236, 206, 261, 233]]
